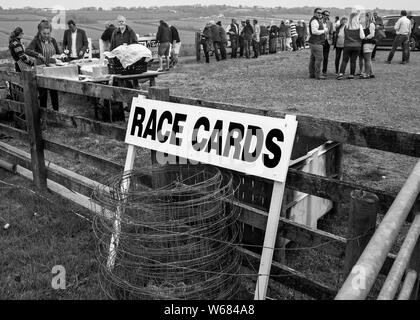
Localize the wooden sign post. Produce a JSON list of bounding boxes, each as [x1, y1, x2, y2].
[[107, 95, 298, 301]]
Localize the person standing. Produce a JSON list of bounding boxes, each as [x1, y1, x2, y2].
[[216, 21, 227, 60], [110, 15, 138, 50], [296, 20, 305, 50], [169, 25, 181, 68], [226, 18, 240, 58], [308, 8, 327, 80], [337, 11, 365, 80], [239, 20, 246, 57], [371, 12, 383, 61], [252, 19, 260, 58], [242, 19, 254, 59], [290, 20, 298, 51], [360, 12, 376, 79], [321, 10, 334, 76], [278, 21, 287, 51], [386, 10, 411, 64], [9, 27, 34, 72], [333, 16, 347, 75], [156, 20, 172, 71], [201, 22, 213, 63], [268, 21, 279, 53], [209, 21, 222, 61], [101, 22, 116, 52], [285, 20, 292, 51], [26, 20, 60, 110], [259, 22, 269, 55], [62, 20, 88, 61]]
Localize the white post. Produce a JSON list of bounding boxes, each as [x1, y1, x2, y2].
[[106, 95, 146, 271], [88, 38, 93, 60]]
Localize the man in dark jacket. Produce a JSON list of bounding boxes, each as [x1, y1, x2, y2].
[[169, 25, 181, 68], [242, 19, 254, 59], [110, 15, 138, 51], [210, 21, 222, 61], [226, 18, 240, 58], [216, 21, 227, 60], [156, 20, 172, 71], [62, 20, 88, 60]]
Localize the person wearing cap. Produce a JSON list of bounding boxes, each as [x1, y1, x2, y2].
[[226, 18, 240, 58], [321, 10, 334, 76], [386, 10, 411, 64], [308, 8, 328, 79]]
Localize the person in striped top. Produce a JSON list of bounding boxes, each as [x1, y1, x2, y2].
[[290, 20, 298, 51]]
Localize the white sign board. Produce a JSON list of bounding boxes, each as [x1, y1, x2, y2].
[[125, 97, 297, 182]]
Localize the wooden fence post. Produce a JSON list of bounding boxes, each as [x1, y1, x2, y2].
[[344, 190, 379, 276], [22, 70, 47, 190], [147, 87, 170, 166], [195, 32, 201, 62]]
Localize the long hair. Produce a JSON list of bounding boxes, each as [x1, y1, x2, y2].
[[37, 19, 52, 35], [348, 12, 360, 29], [365, 12, 374, 28], [9, 26, 23, 42]]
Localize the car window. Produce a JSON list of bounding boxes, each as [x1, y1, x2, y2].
[[384, 18, 399, 27]]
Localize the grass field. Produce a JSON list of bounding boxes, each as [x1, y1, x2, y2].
[[0, 45, 418, 299]]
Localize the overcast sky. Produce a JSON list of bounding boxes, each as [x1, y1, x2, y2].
[[1, 0, 419, 10]]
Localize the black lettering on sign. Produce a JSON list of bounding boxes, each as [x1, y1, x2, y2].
[[157, 111, 173, 143], [207, 120, 223, 155], [130, 107, 146, 137], [192, 117, 210, 151], [142, 109, 157, 140], [169, 113, 187, 146], [222, 122, 244, 160], [263, 129, 284, 168], [242, 125, 264, 163]]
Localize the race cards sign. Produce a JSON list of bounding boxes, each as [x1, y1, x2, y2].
[[125, 97, 297, 182]]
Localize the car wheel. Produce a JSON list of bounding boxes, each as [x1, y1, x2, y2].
[[409, 37, 417, 51]]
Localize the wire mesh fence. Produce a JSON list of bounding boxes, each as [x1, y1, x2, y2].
[[93, 164, 243, 299]]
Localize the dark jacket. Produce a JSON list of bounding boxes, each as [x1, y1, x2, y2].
[[242, 23, 254, 41], [278, 24, 287, 37], [170, 26, 180, 43], [344, 27, 362, 48], [219, 25, 228, 43], [62, 28, 88, 58], [210, 24, 221, 42], [260, 25, 268, 37], [110, 25, 138, 50], [101, 25, 116, 42], [269, 25, 279, 38], [296, 25, 305, 37], [26, 34, 60, 59], [308, 16, 325, 45], [156, 25, 172, 43]]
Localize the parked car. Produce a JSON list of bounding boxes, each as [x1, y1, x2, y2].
[[376, 15, 420, 50]]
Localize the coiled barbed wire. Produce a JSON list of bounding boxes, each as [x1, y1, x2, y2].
[[92, 164, 243, 300]]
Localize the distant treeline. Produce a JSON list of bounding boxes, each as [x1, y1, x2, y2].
[[0, 5, 410, 18]]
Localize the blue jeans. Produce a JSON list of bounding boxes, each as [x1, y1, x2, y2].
[[387, 34, 410, 62], [309, 44, 324, 78]]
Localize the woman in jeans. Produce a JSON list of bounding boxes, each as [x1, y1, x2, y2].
[[336, 12, 365, 80], [333, 17, 347, 75], [360, 12, 376, 79]]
